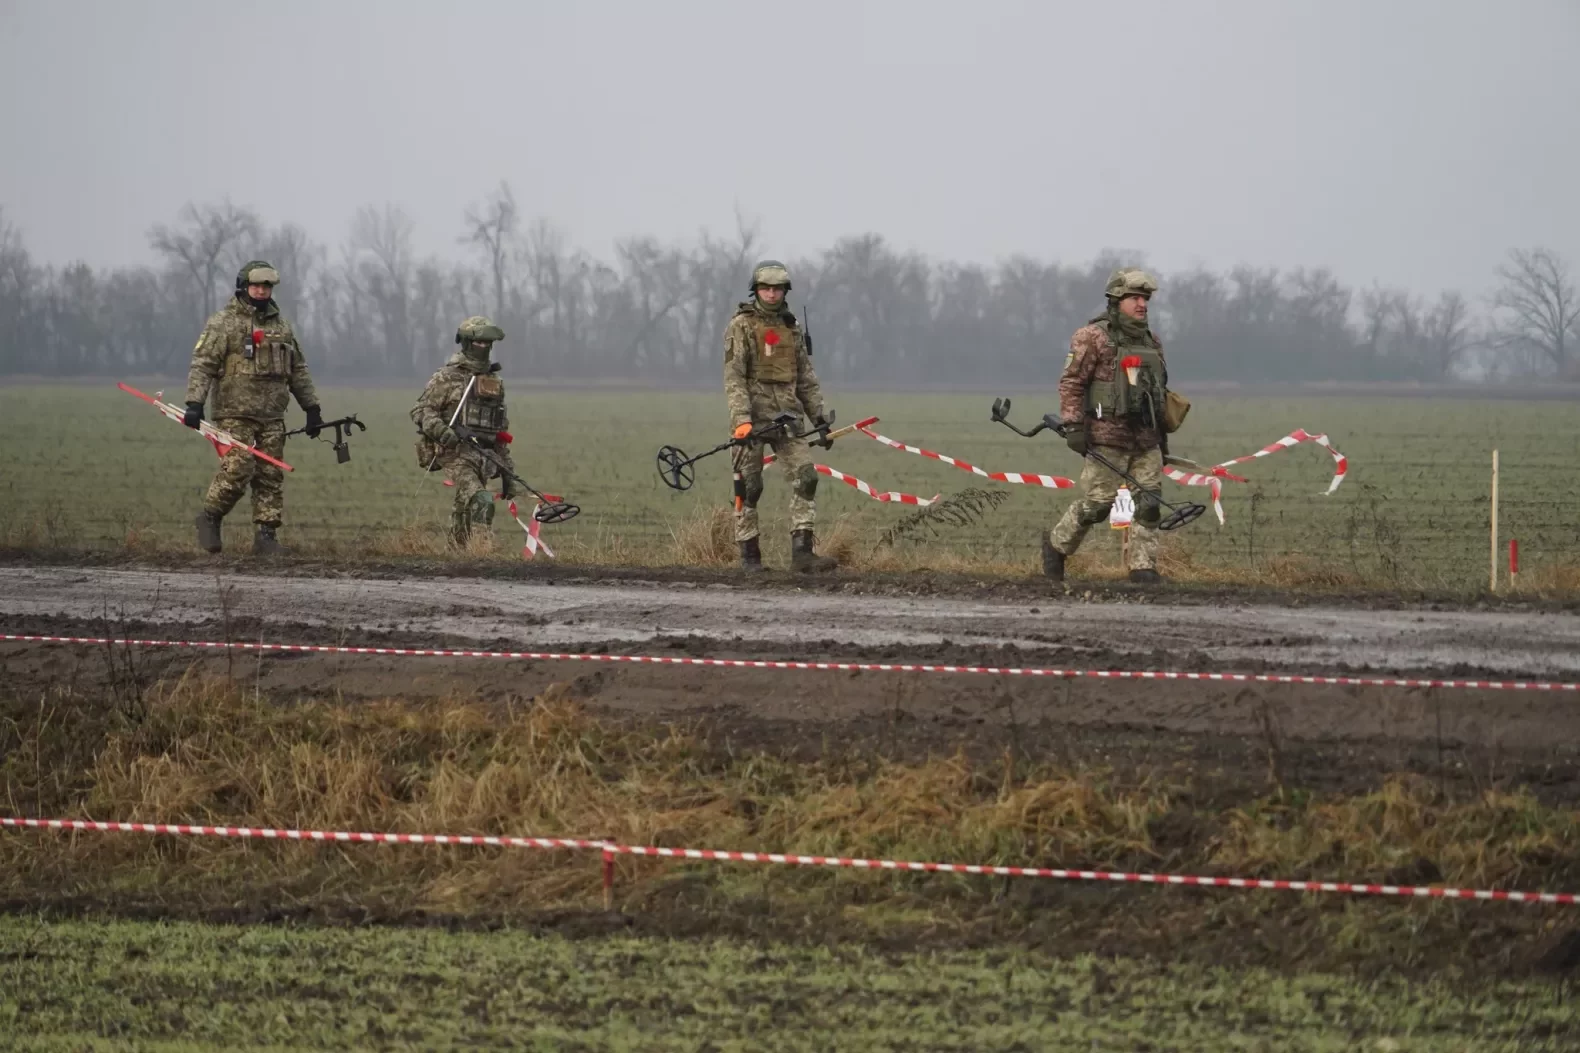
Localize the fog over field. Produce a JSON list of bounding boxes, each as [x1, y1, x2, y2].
[[1, 1, 1577, 384]]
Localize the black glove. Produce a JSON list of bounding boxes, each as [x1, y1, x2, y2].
[[451, 424, 476, 444], [1063, 422, 1088, 457], [182, 402, 204, 430], [499, 475, 519, 501], [303, 404, 324, 439]]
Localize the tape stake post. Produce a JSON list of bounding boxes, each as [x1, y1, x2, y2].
[[1510, 537, 1519, 590], [1490, 448, 1500, 593]]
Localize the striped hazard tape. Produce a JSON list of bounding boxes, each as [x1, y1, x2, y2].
[[858, 426, 1077, 489], [5, 816, 1573, 906], [3, 635, 1575, 693], [1166, 430, 1349, 524], [761, 451, 939, 506]]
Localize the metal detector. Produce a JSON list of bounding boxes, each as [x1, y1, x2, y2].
[[989, 397, 1206, 531], [284, 413, 367, 464], [454, 429, 580, 524], [657, 412, 803, 491]]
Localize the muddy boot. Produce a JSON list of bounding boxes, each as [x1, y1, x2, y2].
[[740, 537, 765, 573], [1128, 568, 1163, 585], [790, 529, 837, 574], [195, 511, 223, 553], [253, 524, 285, 557], [1041, 531, 1065, 581]]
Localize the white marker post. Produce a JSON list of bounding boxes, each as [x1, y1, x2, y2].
[[1489, 449, 1499, 593]]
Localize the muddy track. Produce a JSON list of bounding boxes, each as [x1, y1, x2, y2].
[[3, 564, 1579, 805]]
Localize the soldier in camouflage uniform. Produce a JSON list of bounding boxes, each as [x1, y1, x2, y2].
[[185, 261, 324, 556], [410, 316, 518, 546], [724, 260, 836, 573], [1044, 269, 1169, 585]]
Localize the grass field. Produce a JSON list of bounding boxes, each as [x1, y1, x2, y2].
[[5, 914, 1574, 1052], [1, 383, 1577, 589]]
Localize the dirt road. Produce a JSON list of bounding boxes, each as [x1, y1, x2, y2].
[[3, 564, 1578, 801]]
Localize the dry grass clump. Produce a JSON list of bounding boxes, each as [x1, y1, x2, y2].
[[4, 675, 1577, 923], [666, 505, 736, 567]]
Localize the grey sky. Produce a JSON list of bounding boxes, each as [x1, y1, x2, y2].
[[2, 0, 1575, 298]]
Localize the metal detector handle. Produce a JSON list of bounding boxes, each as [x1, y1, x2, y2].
[[989, 396, 1057, 439], [803, 408, 837, 449]]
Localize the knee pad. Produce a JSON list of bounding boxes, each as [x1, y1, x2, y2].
[[1076, 501, 1113, 527], [467, 491, 495, 525], [793, 463, 818, 501], [1133, 490, 1162, 527], [743, 477, 765, 508]]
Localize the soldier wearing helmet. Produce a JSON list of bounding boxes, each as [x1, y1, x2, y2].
[[722, 259, 837, 573], [184, 260, 325, 556], [1043, 268, 1171, 584], [410, 315, 520, 547]]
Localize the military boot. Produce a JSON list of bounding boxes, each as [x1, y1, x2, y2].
[[253, 524, 286, 557], [1128, 568, 1163, 585], [195, 511, 223, 554], [1040, 531, 1065, 581], [790, 529, 837, 574], [740, 537, 765, 573]]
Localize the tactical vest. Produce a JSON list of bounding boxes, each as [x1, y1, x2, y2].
[[1085, 320, 1165, 429], [734, 305, 803, 385], [460, 373, 507, 439], [220, 311, 296, 380]]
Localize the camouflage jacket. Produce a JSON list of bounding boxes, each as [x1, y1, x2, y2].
[[185, 295, 318, 422], [410, 353, 515, 468], [723, 301, 826, 428], [1059, 317, 1168, 452]]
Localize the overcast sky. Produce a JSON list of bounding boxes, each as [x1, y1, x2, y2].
[[2, 0, 1575, 298]]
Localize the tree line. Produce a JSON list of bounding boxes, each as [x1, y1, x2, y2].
[[1, 187, 1575, 385]]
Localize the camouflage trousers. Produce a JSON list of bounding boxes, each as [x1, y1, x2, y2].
[[439, 446, 501, 545], [733, 432, 817, 542], [1048, 445, 1164, 571], [203, 418, 287, 526]]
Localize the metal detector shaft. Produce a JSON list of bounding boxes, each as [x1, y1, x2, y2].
[[988, 396, 1206, 530], [460, 437, 580, 524]]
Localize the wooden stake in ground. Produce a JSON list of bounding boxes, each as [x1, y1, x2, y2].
[[1490, 448, 1499, 593]]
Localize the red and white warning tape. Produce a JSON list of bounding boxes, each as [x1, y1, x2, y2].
[[508, 501, 554, 560], [4, 816, 1572, 906], [858, 426, 1077, 489], [761, 451, 939, 506], [3, 634, 1575, 693], [0, 816, 600, 850], [811, 464, 939, 506], [1165, 430, 1349, 524]]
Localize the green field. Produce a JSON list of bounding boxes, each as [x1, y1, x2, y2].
[[2, 915, 1572, 1051], [2, 383, 1575, 589]]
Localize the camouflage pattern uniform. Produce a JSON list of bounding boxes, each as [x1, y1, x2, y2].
[[1047, 269, 1168, 577], [723, 261, 833, 571], [185, 262, 319, 540], [410, 316, 516, 546]]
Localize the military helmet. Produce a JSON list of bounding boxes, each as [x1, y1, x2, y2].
[[454, 315, 506, 345], [1105, 268, 1159, 300], [749, 259, 792, 292], [235, 260, 281, 291]]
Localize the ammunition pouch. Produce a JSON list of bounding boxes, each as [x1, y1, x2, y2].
[[1162, 390, 1191, 433], [415, 435, 445, 471]]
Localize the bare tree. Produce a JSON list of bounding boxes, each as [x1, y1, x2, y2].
[[1491, 248, 1577, 377], [462, 181, 518, 319], [148, 201, 261, 325], [1417, 291, 1477, 379], [345, 204, 417, 371]]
